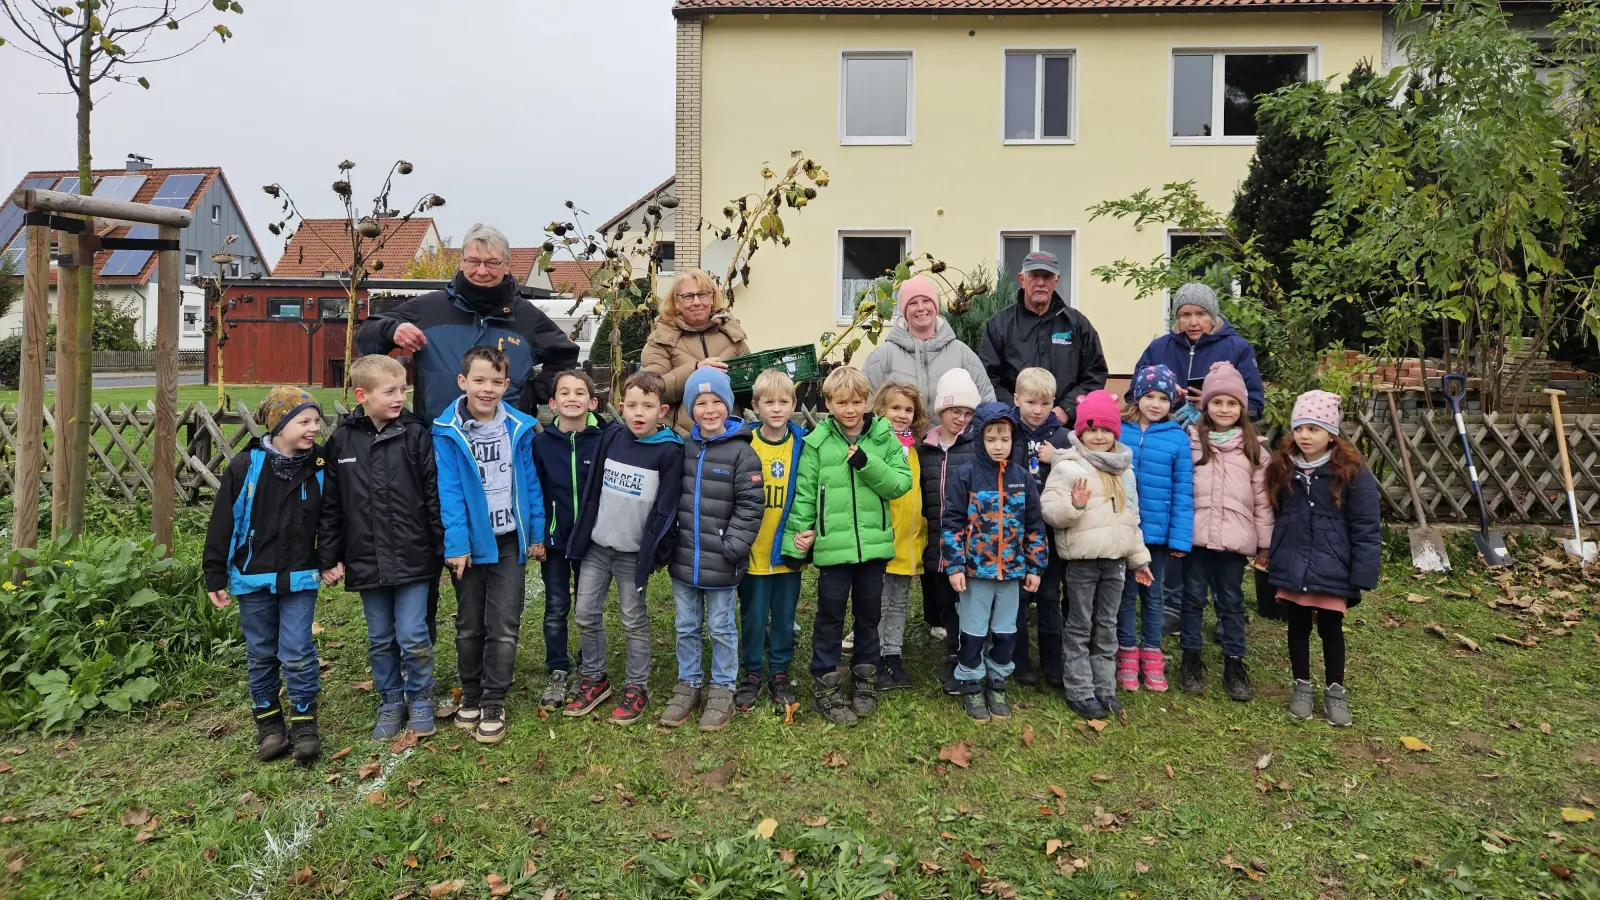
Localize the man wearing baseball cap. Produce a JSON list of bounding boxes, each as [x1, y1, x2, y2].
[[979, 251, 1108, 426]]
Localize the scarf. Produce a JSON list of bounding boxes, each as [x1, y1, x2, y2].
[[1069, 433, 1131, 513], [893, 429, 916, 451], [1208, 428, 1241, 445], [263, 436, 313, 481], [1292, 451, 1330, 490], [451, 272, 518, 318]]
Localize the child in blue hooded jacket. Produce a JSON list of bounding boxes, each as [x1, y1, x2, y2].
[[433, 346, 546, 746], [1117, 365, 1193, 693]]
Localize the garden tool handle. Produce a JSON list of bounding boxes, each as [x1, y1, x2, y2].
[[1546, 389, 1581, 536], [1442, 373, 1467, 410]]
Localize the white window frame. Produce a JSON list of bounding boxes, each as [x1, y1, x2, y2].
[[839, 50, 915, 146], [836, 227, 913, 325], [211, 204, 221, 224], [184, 251, 199, 277], [997, 229, 1080, 309], [182, 305, 201, 336], [228, 260, 242, 278], [1169, 46, 1319, 146], [1001, 48, 1078, 144]]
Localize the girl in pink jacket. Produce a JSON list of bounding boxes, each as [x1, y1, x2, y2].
[[1178, 361, 1273, 703]]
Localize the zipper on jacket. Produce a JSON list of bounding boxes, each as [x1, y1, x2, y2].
[[699, 333, 709, 359], [692, 446, 706, 585], [569, 431, 580, 534], [849, 467, 863, 561], [818, 485, 828, 538], [995, 463, 1006, 579]]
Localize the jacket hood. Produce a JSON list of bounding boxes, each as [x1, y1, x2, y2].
[[1018, 410, 1063, 440], [634, 423, 684, 445], [653, 309, 747, 345], [884, 319, 958, 353], [433, 398, 534, 440], [970, 402, 1027, 468], [341, 407, 424, 434], [692, 416, 751, 444]]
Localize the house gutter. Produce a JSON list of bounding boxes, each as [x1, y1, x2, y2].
[[673, 2, 1397, 16]]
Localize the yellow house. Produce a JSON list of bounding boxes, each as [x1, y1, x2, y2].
[[671, 0, 1390, 373]]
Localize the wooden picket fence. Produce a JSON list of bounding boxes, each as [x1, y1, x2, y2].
[[1, 400, 1596, 525]]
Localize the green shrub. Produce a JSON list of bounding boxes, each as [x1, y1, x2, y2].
[[943, 265, 1013, 352], [0, 535, 236, 733], [0, 334, 18, 389]]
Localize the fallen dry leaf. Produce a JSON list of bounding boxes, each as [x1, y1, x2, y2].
[[1400, 736, 1432, 753], [1541, 722, 1553, 735], [1220, 853, 1262, 881], [1164, 764, 1176, 780], [1135, 859, 1152, 874], [522, 859, 538, 877], [427, 880, 465, 898], [67, 807, 88, 819], [1406, 593, 1430, 604], [1256, 753, 1273, 771], [1090, 806, 1121, 831], [0, 762, 14, 775], [357, 762, 382, 780], [1552, 863, 1573, 880], [977, 875, 1018, 898], [939, 741, 974, 769], [802, 815, 828, 827], [134, 815, 162, 843], [1085, 719, 1108, 733], [755, 818, 778, 839], [288, 865, 314, 885], [820, 749, 848, 768], [486, 874, 512, 897], [365, 791, 387, 806], [1045, 838, 1063, 856], [1454, 633, 1481, 653], [120, 808, 150, 827], [917, 859, 945, 874], [648, 831, 672, 840], [4, 856, 22, 875], [1424, 622, 1447, 639], [960, 849, 986, 873], [1049, 784, 1066, 799], [329, 746, 353, 762], [1562, 808, 1596, 823], [496, 777, 511, 785], [352, 680, 375, 692], [391, 731, 421, 754], [1090, 773, 1112, 783], [1021, 724, 1034, 748], [403, 854, 419, 869], [310, 621, 324, 635], [939, 831, 957, 840], [1493, 633, 1538, 648]]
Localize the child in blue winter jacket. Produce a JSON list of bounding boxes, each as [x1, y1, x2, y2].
[[1117, 365, 1193, 693], [433, 346, 546, 746]]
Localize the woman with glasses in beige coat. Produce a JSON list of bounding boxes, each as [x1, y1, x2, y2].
[[642, 269, 752, 433]]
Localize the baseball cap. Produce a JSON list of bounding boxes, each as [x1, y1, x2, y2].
[[1020, 251, 1060, 276]]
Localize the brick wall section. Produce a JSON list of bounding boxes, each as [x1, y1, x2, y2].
[[675, 15, 703, 271]]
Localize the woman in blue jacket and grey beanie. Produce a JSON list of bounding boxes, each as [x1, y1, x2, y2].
[[1130, 283, 1265, 424]]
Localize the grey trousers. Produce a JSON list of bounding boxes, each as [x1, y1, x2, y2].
[[573, 544, 651, 687], [880, 573, 914, 657], [1063, 558, 1125, 701], [452, 532, 526, 705]]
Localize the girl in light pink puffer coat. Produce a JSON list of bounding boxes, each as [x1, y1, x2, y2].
[[1178, 361, 1273, 704]]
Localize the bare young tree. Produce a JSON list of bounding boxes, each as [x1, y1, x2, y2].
[[0, 0, 243, 538]]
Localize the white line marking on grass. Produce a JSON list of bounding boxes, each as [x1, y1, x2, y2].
[[234, 748, 414, 899]]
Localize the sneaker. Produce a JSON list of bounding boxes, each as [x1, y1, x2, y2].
[[372, 695, 407, 741], [454, 695, 482, 730], [475, 705, 507, 744], [407, 696, 436, 736], [1069, 695, 1108, 721], [812, 672, 857, 726], [986, 681, 1012, 721], [1115, 647, 1140, 692], [769, 673, 798, 711], [734, 672, 762, 712], [540, 671, 572, 711], [1323, 683, 1352, 728], [1179, 650, 1206, 695], [253, 704, 291, 763], [841, 631, 855, 653], [1289, 679, 1315, 720], [1139, 647, 1168, 692], [1222, 656, 1253, 702], [961, 685, 990, 723], [850, 664, 878, 717], [877, 655, 913, 691], [660, 681, 702, 728], [930, 626, 948, 642], [699, 686, 735, 732], [562, 676, 612, 718], [941, 656, 961, 696], [1097, 694, 1123, 718], [610, 684, 648, 726]]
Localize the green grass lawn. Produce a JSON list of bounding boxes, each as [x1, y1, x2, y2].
[[0, 530, 1597, 898]]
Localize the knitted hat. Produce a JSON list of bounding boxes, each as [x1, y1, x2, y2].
[[258, 386, 321, 437], [1170, 282, 1221, 326], [684, 366, 734, 416], [896, 274, 939, 321], [1198, 361, 1248, 411], [1131, 364, 1180, 405], [933, 368, 981, 415], [1073, 389, 1123, 439], [1292, 390, 1343, 436]]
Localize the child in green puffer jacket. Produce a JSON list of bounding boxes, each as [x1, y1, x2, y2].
[[781, 366, 913, 725]]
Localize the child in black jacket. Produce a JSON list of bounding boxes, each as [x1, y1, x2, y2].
[[917, 368, 982, 694], [319, 355, 444, 741], [1264, 391, 1380, 729], [1011, 367, 1074, 688]]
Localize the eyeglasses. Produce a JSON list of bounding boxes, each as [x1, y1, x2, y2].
[[678, 290, 714, 303], [462, 257, 507, 270]]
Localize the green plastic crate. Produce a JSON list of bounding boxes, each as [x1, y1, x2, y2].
[[725, 344, 820, 393]]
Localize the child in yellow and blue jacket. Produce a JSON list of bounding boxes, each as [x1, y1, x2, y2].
[[870, 379, 928, 692]]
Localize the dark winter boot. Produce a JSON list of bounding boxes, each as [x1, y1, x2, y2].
[[961, 680, 990, 723], [876, 655, 909, 691], [287, 699, 321, 764], [812, 672, 857, 726], [1040, 632, 1064, 689], [253, 703, 291, 763], [1222, 656, 1253, 702], [985, 677, 1012, 721], [1179, 650, 1206, 695], [850, 664, 878, 717]]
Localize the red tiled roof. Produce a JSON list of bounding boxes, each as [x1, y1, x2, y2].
[[677, 0, 1386, 10], [547, 260, 601, 297], [5, 166, 238, 285], [598, 176, 676, 235], [271, 217, 438, 278]]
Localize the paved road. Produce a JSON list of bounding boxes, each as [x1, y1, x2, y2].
[[44, 371, 204, 389]]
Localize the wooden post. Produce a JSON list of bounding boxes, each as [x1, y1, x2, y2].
[[52, 230, 79, 539], [12, 223, 50, 553], [152, 226, 181, 555]]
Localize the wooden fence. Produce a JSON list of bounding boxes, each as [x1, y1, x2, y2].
[[1, 401, 1596, 525]]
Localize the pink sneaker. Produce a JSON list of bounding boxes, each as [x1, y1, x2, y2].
[[1140, 648, 1168, 692], [1116, 647, 1140, 692]]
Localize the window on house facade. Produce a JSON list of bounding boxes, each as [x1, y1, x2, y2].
[[1001, 232, 1075, 303], [228, 260, 242, 278], [182, 305, 201, 335], [655, 240, 675, 275], [1172, 50, 1311, 141], [838, 231, 909, 322], [319, 297, 349, 320], [841, 52, 913, 144], [184, 252, 199, 277], [211, 205, 221, 224], [1004, 51, 1074, 142], [267, 297, 303, 319]]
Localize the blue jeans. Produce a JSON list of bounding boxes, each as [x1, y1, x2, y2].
[[540, 555, 581, 674], [1180, 548, 1248, 658], [955, 578, 1020, 683], [672, 581, 739, 689], [1119, 546, 1171, 650], [739, 572, 801, 676], [361, 581, 434, 700], [237, 589, 320, 707]]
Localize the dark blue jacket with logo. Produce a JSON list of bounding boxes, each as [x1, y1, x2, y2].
[[1266, 461, 1382, 604], [432, 399, 546, 566], [567, 421, 685, 590], [671, 418, 765, 589], [1130, 318, 1265, 420], [1017, 410, 1073, 488], [531, 413, 607, 554], [978, 290, 1108, 422], [356, 274, 580, 425]]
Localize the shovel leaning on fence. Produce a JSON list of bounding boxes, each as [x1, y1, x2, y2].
[[1545, 388, 1598, 566], [1384, 389, 1450, 572], [1442, 374, 1513, 568]]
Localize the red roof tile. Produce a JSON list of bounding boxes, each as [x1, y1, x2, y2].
[[677, 0, 1385, 10], [547, 260, 601, 297], [271, 217, 438, 278]]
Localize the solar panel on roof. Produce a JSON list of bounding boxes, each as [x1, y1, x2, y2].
[[100, 225, 157, 277], [0, 177, 59, 261], [151, 173, 202, 209], [55, 176, 81, 195], [93, 175, 146, 203]]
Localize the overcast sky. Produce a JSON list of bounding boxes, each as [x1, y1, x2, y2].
[[0, 0, 676, 264]]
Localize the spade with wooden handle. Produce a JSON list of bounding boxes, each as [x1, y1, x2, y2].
[[1546, 388, 1597, 565], [1385, 389, 1449, 572]]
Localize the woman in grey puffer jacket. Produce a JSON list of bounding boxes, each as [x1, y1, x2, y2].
[[863, 274, 996, 413]]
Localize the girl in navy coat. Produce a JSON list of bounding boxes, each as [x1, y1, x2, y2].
[[1117, 365, 1193, 693], [1264, 391, 1380, 729]]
